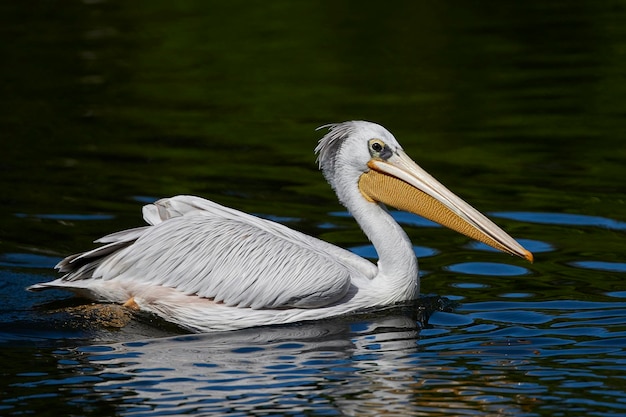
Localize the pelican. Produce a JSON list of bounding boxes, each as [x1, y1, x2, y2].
[[29, 121, 533, 332]]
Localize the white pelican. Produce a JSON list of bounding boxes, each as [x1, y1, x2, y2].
[[29, 121, 533, 332]]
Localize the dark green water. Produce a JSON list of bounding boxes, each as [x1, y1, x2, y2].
[[1, 1, 626, 416]]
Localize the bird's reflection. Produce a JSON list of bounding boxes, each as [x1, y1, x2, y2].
[[74, 298, 445, 416], [50, 296, 541, 416]]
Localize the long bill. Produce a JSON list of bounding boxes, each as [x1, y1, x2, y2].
[[358, 150, 533, 262]]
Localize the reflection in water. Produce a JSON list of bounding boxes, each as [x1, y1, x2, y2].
[[66, 308, 538, 416], [74, 313, 425, 416], [45, 296, 626, 417], [10, 295, 626, 416]]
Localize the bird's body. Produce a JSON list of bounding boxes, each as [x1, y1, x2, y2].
[[29, 121, 532, 332]]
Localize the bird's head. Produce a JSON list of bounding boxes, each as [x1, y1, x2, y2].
[[315, 121, 533, 262]]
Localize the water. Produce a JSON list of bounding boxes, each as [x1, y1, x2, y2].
[[1, 0, 626, 415]]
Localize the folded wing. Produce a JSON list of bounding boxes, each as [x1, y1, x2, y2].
[[33, 196, 376, 309]]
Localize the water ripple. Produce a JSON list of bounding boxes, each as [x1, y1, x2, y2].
[[494, 212, 626, 231], [0, 253, 59, 269], [3, 299, 619, 416], [445, 262, 531, 276], [570, 261, 626, 273]]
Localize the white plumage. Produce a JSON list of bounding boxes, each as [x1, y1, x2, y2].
[[29, 121, 532, 332]]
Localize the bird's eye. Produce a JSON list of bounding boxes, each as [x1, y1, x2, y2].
[[368, 139, 387, 158]]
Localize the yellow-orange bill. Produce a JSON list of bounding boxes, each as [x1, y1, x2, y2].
[[358, 151, 533, 262]]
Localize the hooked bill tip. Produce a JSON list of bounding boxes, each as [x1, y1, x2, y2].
[[523, 249, 534, 263]]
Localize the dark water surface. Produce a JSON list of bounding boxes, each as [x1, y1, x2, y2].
[[2, 1, 626, 416]]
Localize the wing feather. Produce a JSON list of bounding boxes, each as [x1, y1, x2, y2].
[[148, 196, 377, 277], [43, 196, 375, 309]]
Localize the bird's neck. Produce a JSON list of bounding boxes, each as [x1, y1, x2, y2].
[[349, 197, 420, 302]]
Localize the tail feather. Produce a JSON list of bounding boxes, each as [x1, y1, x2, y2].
[[53, 226, 149, 280]]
